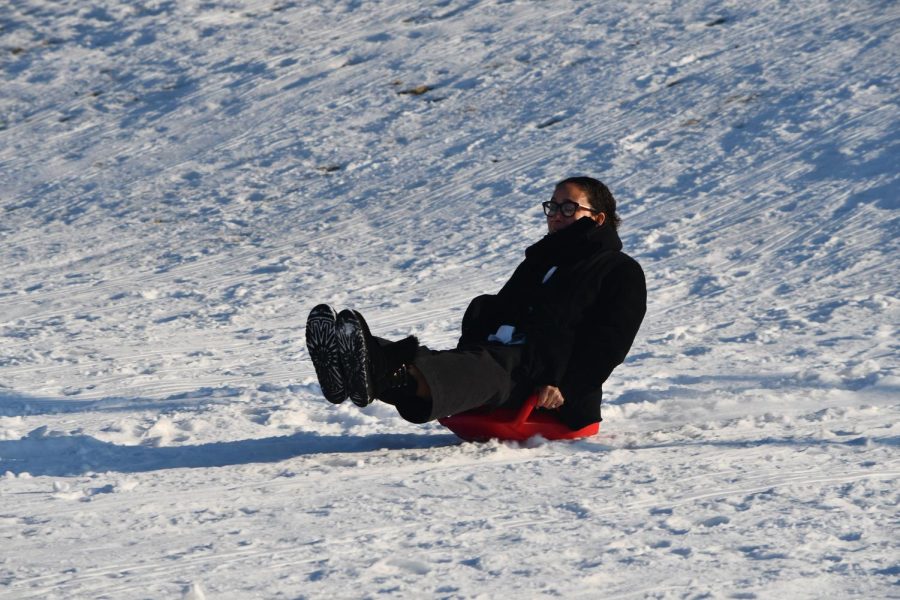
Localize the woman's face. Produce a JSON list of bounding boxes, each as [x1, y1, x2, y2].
[[546, 183, 606, 233]]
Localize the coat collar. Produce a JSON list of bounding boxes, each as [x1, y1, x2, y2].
[[525, 217, 622, 265]]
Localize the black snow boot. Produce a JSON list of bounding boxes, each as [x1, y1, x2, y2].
[[335, 309, 419, 407], [305, 304, 347, 404]]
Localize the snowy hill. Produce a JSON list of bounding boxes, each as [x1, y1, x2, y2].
[[1, 1, 898, 598]]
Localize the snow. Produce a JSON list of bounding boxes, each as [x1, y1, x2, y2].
[[1, 0, 898, 597]]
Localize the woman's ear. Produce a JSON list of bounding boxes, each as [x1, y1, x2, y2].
[[594, 212, 607, 226]]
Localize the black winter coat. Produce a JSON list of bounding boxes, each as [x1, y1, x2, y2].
[[458, 217, 646, 429]]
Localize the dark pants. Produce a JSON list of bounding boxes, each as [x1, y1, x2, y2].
[[383, 340, 534, 424]]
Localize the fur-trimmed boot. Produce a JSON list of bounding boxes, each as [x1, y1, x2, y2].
[[335, 309, 419, 407]]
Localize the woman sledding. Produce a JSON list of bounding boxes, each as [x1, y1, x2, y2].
[[306, 176, 646, 431]]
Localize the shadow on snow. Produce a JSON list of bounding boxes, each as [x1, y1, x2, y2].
[[0, 389, 458, 476], [0, 429, 458, 477]]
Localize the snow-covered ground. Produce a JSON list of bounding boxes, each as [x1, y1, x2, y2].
[[1, 0, 898, 597]]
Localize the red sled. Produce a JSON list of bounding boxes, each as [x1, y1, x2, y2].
[[439, 394, 599, 442]]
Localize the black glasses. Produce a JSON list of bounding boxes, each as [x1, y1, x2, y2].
[[542, 200, 597, 217]]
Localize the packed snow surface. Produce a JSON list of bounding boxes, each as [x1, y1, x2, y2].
[[1, 0, 898, 598]]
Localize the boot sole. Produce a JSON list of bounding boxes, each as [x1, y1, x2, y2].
[[335, 310, 374, 407], [305, 304, 346, 404]]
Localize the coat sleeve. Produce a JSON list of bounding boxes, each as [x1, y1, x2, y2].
[[457, 260, 534, 347], [521, 302, 576, 387], [567, 258, 647, 392], [457, 294, 501, 346]]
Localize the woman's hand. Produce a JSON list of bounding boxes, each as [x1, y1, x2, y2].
[[535, 385, 565, 410]]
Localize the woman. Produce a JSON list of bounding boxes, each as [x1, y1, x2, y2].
[[306, 176, 646, 430]]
